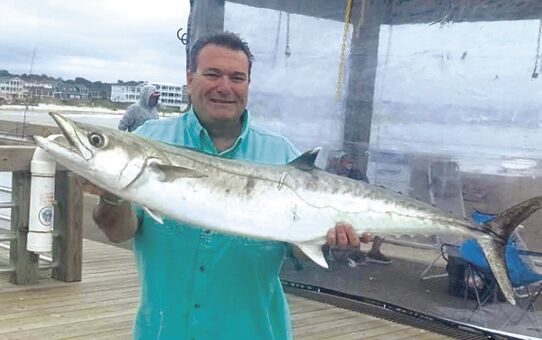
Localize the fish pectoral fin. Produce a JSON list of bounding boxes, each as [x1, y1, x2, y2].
[[295, 243, 328, 268], [147, 159, 207, 181], [143, 207, 164, 224], [478, 239, 517, 305]]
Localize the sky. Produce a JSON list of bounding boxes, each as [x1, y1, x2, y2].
[[1, 0, 541, 113], [0, 0, 190, 84]]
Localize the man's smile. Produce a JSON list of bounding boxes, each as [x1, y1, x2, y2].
[[210, 98, 235, 104]]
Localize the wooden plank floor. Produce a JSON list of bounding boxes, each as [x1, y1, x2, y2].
[[0, 240, 451, 339]]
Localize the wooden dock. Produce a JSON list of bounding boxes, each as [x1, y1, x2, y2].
[[0, 239, 451, 339]]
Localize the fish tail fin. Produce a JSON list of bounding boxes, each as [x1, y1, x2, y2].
[[476, 196, 542, 305], [477, 239, 515, 305], [483, 196, 542, 240]]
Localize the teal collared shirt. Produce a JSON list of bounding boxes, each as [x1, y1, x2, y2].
[[132, 109, 299, 340]]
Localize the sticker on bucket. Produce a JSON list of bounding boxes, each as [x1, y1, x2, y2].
[[39, 206, 54, 226]]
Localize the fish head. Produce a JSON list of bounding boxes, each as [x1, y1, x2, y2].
[[34, 112, 153, 193]]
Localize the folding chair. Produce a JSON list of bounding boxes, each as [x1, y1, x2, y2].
[[437, 209, 542, 330], [419, 241, 451, 281], [420, 160, 466, 281], [459, 210, 542, 328]]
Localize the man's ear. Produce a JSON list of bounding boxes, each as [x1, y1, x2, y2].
[[187, 71, 194, 87]]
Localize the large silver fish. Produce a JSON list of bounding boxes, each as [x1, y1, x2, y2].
[[35, 112, 542, 305]]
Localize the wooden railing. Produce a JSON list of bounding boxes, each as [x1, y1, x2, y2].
[[0, 145, 82, 284]]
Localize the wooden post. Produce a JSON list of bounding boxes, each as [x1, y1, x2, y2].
[[342, 0, 386, 175], [9, 171, 39, 284], [52, 171, 83, 282], [187, 0, 225, 52]]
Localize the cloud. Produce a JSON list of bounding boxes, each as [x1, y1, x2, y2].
[[0, 0, 190, 84]]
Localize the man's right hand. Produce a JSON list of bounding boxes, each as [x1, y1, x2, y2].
[[79, 176, 138, 243]]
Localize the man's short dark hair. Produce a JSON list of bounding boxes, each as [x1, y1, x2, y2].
[[189, 31, 254, 76]]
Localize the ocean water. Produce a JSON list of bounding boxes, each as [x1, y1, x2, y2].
[[0, 110, 121, 129], [2, 107, 540, 227], [2, 108, 542, 175]]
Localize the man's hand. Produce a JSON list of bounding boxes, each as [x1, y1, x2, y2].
[[325, 222, 373, 247], [78, 176, 137, 243], [290, 222, 372, 263]]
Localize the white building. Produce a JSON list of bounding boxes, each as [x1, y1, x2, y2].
[[0, 76, 25, 101], [110, 82, 185, 108], [24, 81, 54, 99]]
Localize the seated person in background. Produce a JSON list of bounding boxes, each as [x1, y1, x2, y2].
[[325, 152, 392, 265]]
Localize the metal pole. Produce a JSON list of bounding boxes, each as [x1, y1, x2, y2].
[[0, 185, 12, 193], [39, 262, 58, 270], [0, 267, 15, 273], [0, 234, 15, 242], [39, 254, 53, 263], [0, 202, 16, 208]]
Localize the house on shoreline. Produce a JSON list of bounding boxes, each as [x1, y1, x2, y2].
[[0, 75, 185, 109], [111, 81, 186, 109], [0, 76, 25, 102], [0, 77, 102, 103]]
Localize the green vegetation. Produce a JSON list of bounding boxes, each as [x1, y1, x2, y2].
[[1, 69, 183, 113]]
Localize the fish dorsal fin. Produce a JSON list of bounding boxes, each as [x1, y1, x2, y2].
[[147, 158, 207, 182], [288, 148, 321, 171], [294, 242, 328, 268]]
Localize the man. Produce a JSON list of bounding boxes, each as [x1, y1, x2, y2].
[[87, 32, 364, 339], [118, 84, 160, 132]]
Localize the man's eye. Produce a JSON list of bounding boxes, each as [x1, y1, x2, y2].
[[231, 76, 246, 83], [204, 73, 220, 79]]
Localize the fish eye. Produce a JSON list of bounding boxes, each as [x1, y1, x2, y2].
[[88, 132, 105, 147]]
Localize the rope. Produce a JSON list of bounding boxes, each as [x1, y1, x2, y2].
[[354, 0, 366, 39], [336, 0, 353, 102], [273, 11, 282, 68], [285, 12, 291, 66], [532, 19, 542, 79]]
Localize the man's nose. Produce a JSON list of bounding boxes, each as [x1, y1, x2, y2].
[[215, 75, 234, 93]]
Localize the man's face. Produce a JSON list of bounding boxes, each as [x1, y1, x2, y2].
[[187, 44, 250, 126], [149, 92, 160, 108], [340, 157, 354, 170]]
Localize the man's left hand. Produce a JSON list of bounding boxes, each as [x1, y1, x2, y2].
[[325, 222, 372, 247]]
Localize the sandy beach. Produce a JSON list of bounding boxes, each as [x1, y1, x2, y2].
[[0, 103, 122, 115]]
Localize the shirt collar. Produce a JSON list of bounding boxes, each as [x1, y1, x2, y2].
[[185, 108, 250, 155]]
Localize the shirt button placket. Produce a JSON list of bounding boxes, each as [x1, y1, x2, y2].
[[191, 229, 212, 337]]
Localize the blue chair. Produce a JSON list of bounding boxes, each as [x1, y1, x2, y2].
[[470, 209, 494, 224], [459, 210, 542, 325]]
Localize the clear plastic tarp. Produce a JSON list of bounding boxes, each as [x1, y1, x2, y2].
[[219, 1, 542, 338]]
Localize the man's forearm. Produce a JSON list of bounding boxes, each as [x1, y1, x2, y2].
[[93, 194, 138, 242]]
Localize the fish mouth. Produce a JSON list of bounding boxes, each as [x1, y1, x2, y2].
[[33, 112, 94, 161]]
